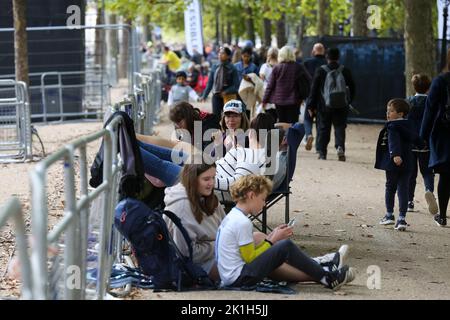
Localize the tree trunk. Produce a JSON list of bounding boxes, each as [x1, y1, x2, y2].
[[118, 18, 131, 79], [226, 20, 232, 45], [296, 16, 307, 49], [221, 16, 225, 44], [317, 0, 329, 36], [215, 7, 220, 45], [106, 13, 119, 58], [263, 18, 272, 47], [13, 0, 29, 86], [94, 5, 105, 67], [404, 0, 436, 96], [352, 0, 368, 36], [245, 6, 256, 45], [276, 14, 287, 48]]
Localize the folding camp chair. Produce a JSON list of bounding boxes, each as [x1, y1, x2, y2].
[[220, 147, 292, 234]]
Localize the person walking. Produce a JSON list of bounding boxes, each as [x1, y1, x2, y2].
[[200, 47, 240, 117], [303, 43, 328, 152], [420, 51, 450, 227], [307, 48, 355, 161], [262, 46, 311, 124]]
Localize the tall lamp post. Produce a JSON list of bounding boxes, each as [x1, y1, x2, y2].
[[441, 0, 450, 70]]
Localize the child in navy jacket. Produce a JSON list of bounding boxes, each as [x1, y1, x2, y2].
[[375, 99, 419, 231], [406, 74, 438, 215]]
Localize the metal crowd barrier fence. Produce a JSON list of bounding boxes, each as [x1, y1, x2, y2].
[[29, 115, 123, 299], [132, 69, 163, 135], [0, 197, 33, 299], [0, 80, 32, 163]]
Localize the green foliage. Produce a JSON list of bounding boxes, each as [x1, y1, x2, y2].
[[103, 0, 435, 43]]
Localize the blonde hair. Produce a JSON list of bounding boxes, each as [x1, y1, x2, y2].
[[230, 175, 273, 203], [266, 47, 279, 63], [278, 46, 296, 63]]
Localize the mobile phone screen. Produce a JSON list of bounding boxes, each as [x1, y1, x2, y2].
[[288, 218, 296, 227]]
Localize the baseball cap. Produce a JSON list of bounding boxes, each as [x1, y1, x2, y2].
[[223, 100, 243, 114]]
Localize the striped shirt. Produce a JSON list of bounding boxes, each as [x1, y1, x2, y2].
[[214, 147, 267, 202]]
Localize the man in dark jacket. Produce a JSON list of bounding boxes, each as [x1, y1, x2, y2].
[[200, 46, 240, 117], [306, 48, 355, 161], [303, 43, 328, 152]]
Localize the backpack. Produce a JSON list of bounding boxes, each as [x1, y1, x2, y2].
[[321, 65, 349, 109], [114, 198, 215, 291]]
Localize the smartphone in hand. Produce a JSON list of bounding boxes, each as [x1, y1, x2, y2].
[[288, 217, 296, 227]]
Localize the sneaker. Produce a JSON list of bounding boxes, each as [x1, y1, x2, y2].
[[325, 265, 353, 290], [337, 146, 346, 162], [434, 214, 447, 227], [318, 153, 327, 160], [379, 214, 395, 225], [305, 135, 314, 151], [394, 219, 407, 231], [407, 201, 415, 212], [319, 244, 349, 271], [425, 191, 439, 215]]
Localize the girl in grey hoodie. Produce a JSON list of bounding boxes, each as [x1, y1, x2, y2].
[[164, 163, 226, 281]]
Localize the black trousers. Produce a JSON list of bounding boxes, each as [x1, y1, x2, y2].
[[212, 94, 224, 117], [275, 104, 301, 123], [317, 108, 348, 155]]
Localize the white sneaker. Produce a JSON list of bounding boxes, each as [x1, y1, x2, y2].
[[338, 244, 349, 269], [425, 191, 438, 215]]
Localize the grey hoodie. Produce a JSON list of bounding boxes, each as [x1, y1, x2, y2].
[[163, 183, 226, 272]]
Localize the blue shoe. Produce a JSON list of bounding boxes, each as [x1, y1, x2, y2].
[[394, 219, 407, 231], [379, 214, 395, 225]]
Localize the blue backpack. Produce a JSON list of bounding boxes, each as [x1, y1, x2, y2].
[[114, 198, 215, 291]]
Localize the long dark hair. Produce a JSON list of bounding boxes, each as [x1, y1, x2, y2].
[[249, 113, 279, 160], [169, 102, 201, 143], [180, 163, 218, 224]]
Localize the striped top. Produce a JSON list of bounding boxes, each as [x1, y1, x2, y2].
[[214, 147, 267, 202]]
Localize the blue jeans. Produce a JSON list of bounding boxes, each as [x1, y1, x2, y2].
[[385, 170, 411, 218], [408, 151, 435, 201], [138, 141, 186, 186], [286, 123, 305, 182], [303, 108, 313, 137]]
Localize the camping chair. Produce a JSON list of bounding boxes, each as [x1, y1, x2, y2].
[[250, 147, 291, 233], [220, 147, 292, 234]]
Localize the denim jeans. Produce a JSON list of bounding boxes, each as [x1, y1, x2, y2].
[[385, 170, 411, 218], [408, 151, 435, 201], [286, 123, 305, 182], [303, 108, 313, 137], [138, 141, 186, 186]]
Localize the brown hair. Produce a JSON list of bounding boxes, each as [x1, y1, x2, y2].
[[220, 112, 250, 131], [411, 74, 431, 94], [230, 175, 273, 203], [387, 99, 410, 117], [180, 163, 218, 224], [169, 102, 201, 142]]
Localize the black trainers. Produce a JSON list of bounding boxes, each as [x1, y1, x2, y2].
[[318, 153, 327, 160], [434, 214, 447, 227], [394, 219, 407, 231], [337, 146, 346, 162], [325, 265, 354, 290], [407, 201, 414, 212]]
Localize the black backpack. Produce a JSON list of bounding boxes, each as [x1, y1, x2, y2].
[[114, 198, 215, 291]]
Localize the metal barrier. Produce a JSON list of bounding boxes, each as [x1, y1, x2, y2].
[[0, 198, 33, 299], [0, 80, 32, 163], [132, 68, 163, 135], [29, 115, 123, 299], [0, 24, 140, 123]]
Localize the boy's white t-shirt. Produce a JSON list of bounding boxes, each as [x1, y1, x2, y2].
[[215, 207, 254, 286]]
